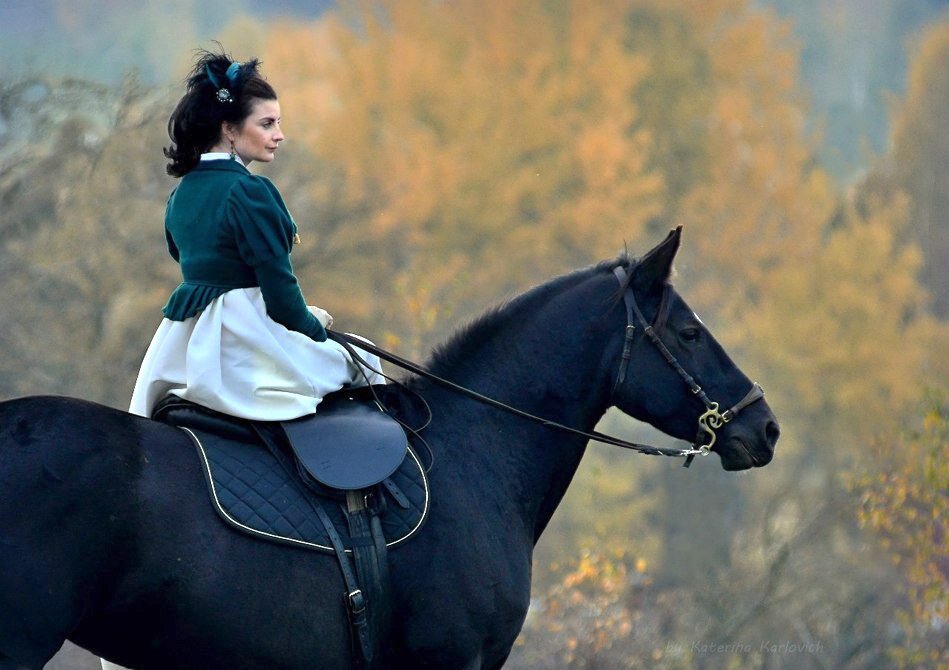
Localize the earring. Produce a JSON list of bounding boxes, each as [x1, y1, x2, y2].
[[229, 141, 236, 161]]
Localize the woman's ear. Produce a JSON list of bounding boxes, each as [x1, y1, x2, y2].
[[220, 121, 236, 144]]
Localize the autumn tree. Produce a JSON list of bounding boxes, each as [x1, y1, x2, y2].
[[0, 4, 945, 668], [264, 0, 664, 352], [656, 0, 943, 467], [0, 76, 176, 407], [862, 18, 949, 317], [851, 395, 949, 669]]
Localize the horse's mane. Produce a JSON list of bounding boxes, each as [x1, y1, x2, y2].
[[425, 256, 630, 377]]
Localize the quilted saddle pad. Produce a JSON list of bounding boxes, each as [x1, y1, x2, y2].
[[181, 425, 429, 554]]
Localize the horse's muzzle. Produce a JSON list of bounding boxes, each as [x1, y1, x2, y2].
[[718, 409, 779, 471]]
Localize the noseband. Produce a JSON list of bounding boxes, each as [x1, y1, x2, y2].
[[612, 265, 765, 466]]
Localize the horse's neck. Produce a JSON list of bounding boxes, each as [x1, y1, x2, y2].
[[420, 271, 620, 541]]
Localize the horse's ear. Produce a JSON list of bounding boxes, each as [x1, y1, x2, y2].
[[634, 226, 681, 290]]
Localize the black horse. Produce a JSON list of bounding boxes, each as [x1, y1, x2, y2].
[[0, 229, 778, 669]]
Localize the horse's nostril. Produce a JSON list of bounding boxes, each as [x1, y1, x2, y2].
[[765, 421, 780, 447]]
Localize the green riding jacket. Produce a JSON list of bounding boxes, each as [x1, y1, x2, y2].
[[161, 159, 326, 342]]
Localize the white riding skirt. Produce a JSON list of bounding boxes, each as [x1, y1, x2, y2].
[[129, 287, 385, 420]]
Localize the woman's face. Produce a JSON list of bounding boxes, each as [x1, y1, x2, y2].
[[224, 98, 284, 165]]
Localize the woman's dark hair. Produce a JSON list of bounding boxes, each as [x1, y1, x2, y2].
[[164, 48, 277, 177]]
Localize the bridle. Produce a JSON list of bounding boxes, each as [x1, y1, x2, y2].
[[612, 265, 765, 466], [328, 262, 765, 466]]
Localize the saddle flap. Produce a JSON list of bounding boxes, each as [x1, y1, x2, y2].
[[282, 395, 408, 491]]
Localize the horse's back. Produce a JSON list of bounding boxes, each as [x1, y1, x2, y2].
[[0, 395, 529, 668], [0, 396, 154, 666]]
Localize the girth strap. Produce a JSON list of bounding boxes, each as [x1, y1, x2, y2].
[[309, 499, 375, 668], [251, 424, 386, 668], [344, 491, 391, 667]]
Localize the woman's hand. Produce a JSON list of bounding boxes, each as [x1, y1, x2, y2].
[[307, 306, 334, 329]]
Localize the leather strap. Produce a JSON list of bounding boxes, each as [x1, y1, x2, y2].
[[327, 331, 705, 459], [344, 492, 391, 667], [723, 382, 765, 422], [330, 263, 765, 466], [311, 498, 374, 669], [252, 424, 376, 668], [612, 267, 637, 393]]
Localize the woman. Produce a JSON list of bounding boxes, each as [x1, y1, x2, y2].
[[129, 50, 385, 421]]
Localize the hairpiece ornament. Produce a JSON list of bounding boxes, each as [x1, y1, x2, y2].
[[205, 62, 242, 105], [225, 62, 242, 87]]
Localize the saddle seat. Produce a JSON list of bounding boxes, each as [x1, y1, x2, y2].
[[153, 388, 430, 553]]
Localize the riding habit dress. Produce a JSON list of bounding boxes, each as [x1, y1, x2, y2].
[[129, 155, 385, 421]]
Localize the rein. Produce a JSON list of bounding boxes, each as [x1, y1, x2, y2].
[[329, 263, 763, 466]]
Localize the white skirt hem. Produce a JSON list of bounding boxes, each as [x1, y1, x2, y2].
[[129, 288, 385, 421]]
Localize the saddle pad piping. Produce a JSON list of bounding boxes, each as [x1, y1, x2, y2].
[[183, 427, 430, 553], [385, 452, 430, 549]]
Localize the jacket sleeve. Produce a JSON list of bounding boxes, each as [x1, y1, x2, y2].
[[254, 256, 327, 341], [226, 176, 327, 342], [165, 227, 180, 262], [164, 190, 180, 262]]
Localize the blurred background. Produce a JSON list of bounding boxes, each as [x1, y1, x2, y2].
[[1, 1, 946, 668]]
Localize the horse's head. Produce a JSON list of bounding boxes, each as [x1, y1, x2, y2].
[[607, 228, 779, 471]]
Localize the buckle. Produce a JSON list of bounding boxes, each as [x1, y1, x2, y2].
[[346, 490, 379, 514], [348, 589, 366, 614]]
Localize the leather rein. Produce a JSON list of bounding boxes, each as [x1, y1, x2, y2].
[[329, 263, 764, 466]]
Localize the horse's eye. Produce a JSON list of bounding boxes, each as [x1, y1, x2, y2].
[[680, 327, 702, 343]]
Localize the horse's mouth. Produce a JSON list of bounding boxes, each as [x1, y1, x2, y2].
[[719, 437, 772, 471]]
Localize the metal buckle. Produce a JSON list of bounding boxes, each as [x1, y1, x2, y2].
[[346, 490, 372, 514], [348, 589, 366, 614]]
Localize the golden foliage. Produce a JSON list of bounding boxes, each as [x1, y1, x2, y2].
[[663, 3, 945, 459], [0, 77, 175, 406], [851, 395, 949, 669], [736, 194, 944, 447], [885, 18, 949, 317], [517, 549, 660, 668], [265, 0, 664, 347], [1, 5, 947, 667]]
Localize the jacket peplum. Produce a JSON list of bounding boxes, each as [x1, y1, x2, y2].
[[162, 159, 326, 341]]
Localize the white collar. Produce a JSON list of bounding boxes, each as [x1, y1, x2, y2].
[[200, 152, 246, 167]]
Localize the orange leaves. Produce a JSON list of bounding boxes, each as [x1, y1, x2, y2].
[[850, 396, 949, 667], [259, 1, 944, 469], [527, 549, 650, 664], [260, 0, 667, 345]]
